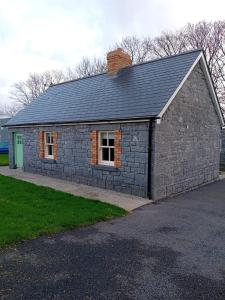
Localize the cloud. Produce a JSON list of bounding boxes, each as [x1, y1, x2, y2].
[[0, 0, 224, 106]]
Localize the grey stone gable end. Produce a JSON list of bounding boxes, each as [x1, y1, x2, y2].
[[151, 62, 221, 199]]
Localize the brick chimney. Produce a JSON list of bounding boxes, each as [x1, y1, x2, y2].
[[107, 48, 132, 75]]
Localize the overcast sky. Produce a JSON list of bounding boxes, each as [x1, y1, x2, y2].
[[0, 0, 224, 105]]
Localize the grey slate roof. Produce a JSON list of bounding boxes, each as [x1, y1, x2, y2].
[[7, 50, 202, 126]]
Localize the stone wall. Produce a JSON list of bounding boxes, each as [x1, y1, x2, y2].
[[151, 62, 221, 200], [8, 122, 149, 197]]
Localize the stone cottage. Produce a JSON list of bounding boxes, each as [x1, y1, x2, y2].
[[5, 48, 224, 200]]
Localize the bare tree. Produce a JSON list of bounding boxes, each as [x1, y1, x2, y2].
[[151, 21, 225, 99], [113, 36, 153, 63], [10, 70, 68, 106], [1, 102, 22, 117], [185, 21, 225, 102], [10, 20, 225, 114], [150, 30, 188, 57], [68, 57, 106, 78], [10, 59, 105, 109], [115, 21, 225, 110]]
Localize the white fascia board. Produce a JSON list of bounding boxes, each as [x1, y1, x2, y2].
[[157, 52, 225, 127], [199, 54, 225, 127], [157, 52, 202, 119], [7, 118, 151, 129]]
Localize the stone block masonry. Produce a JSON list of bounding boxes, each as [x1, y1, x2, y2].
[[8, 122, 150, 198], [151, 62, 221, 200]]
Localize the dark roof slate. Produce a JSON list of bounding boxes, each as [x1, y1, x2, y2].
[[7, 50, 201, 126]]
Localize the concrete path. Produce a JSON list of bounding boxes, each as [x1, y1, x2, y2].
[[0, 167, 151, 211], [0, 179, 225, 299]]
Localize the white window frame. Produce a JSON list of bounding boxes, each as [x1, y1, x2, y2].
[[44, 132, 54, 159], [98, 131, 115, 166]]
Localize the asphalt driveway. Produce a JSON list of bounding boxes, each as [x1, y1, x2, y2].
[[0, 180, 225, 299]]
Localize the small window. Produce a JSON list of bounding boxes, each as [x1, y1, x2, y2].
[[44, 132, 54, 159], [99, 131, 115, 166], [16, 135, 22, 145]]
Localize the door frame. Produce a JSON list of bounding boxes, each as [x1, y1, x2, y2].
[[14, 133, 24, 168]]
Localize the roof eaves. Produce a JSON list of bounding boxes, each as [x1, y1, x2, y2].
[[5, 115, 159, 128]]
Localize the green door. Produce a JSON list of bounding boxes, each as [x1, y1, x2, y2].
[[14, 133, 23, 168]]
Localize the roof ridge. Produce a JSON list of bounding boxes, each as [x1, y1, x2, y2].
[[51, 48, 203, 88], [51, 71, 107, 87], [131, 48, 203, 68]]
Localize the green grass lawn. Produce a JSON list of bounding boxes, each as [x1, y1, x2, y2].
[[0, 175, 127, 247], [0, 153, 9, 166]]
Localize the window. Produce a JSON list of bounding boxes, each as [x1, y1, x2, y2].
[[99, 131, 115, 166], [44, 132, 54, 159], [16, 135, 22, 144]]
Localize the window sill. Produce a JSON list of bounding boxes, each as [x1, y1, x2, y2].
[[92, 164, 119, 172], [41, 158, 57, 164]]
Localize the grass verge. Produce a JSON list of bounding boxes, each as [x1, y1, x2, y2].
[[0, 175, 127, 247], [0, 153, 8, 166]]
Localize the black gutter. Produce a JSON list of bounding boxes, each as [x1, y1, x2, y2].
[[147, 119, 154, 199], [4, 116, 160, 128]]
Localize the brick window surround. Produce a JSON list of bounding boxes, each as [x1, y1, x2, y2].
[[39, 131, 58, 160], [114, 130, 122, 168], [90, 129, 121, 168], [90, 130, 98, 165], [38, 131, 45, 159]]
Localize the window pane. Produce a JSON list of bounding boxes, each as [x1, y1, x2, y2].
[[102, 148, 109, 161], [46, 133, 50, 144], [46, 133, 53, 144], [102, 138, 107, 146], [108, 133, 114, 139], [109, 138, 114, 146], [108, 133, 114, 146], [110, 148, 114, 161], [101, 133, 107, 146], [48, 145, 53, 156]]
